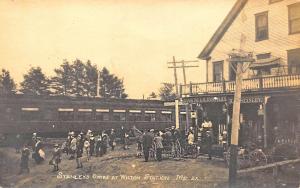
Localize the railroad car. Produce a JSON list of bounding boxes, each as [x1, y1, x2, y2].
[[0, 94, 175, 136]]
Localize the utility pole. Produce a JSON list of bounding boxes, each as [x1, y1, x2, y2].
[[167, 56, 198, 96], [228, 50, 254, 187], [96, 70, 101, 98]]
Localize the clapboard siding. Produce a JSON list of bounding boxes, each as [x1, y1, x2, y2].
[[207, 0, 300, 82]]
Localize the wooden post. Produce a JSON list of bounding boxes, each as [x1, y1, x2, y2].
[[229, 62, 243, 187], [175, 99, 180, 129]]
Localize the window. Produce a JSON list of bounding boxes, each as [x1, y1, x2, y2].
[[229, 62, 237, 81], [113, 112, 126, 121], [145, 111, 156, 122], [269, 0, 283, 4], [95, 109, 110, 121], [161, 111, 172, 122], [180, 112, 187, 123], [288, 48, 300, 74], [255, 12, 268, 41], [256, 53, 271, 60], [213, 61, 223, 82], [128, 110, 142, 121], [21, 108, 40, 121], [58, 108, 74, 121], [288, 3, 300, 34], [78, 109, 93, 121]]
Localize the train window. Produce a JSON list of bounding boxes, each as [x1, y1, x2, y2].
[[4, 107, 13, 120], [96, 109, 110, 121], [113, 110, 126, 121], [78, 109, 93, 121], [180, 112, 187, 122], [58, 108, 74, 121], [21, 108, 40, 121], [145, 111, 156, 122], [161, 111, 172, 122], [43, 109, 54, 120], [128, 110, 142, 121]]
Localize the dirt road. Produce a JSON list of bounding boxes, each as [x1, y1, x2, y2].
[[1, 146, 299, 188]]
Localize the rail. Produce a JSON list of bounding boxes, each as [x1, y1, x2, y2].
[[180, 74, 300, 96]]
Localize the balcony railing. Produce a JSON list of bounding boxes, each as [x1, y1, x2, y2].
[[180, 74, 300, 96]]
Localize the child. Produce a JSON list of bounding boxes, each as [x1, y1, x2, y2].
[[19, 143, 30, 174], [50, 144, 61, 172]]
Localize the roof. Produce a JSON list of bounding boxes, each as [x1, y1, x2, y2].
[[198, 0, 248, 60]]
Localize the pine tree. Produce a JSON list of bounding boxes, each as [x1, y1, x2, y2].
[[20, 67, 50, 95], [0, 69, 16, 95]]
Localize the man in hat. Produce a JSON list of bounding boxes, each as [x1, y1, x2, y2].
[[109, 129, 116, 151], [19, 143, 30, 174], [69, 134, 77, 160], [89, 135, 95, 157], [50, 144, 61, 172], [76, 134, 84, 168], [33, 137, 44, 164], [142, 130, 153, 162]]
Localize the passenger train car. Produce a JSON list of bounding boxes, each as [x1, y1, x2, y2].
[[0, 94, 175, 136]]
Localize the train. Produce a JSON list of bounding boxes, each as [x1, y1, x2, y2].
[[0, 94, 175, 137]]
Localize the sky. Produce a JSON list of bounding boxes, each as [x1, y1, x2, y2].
[[0, 0, 235, 99]]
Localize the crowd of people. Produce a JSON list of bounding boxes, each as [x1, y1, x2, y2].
[[15, 122, 216, 174]]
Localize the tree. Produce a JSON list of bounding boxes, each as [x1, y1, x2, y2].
[[100, 67, 128, 98], [158, 83, 176, 101], [84, 60, 98, 97], [0, 69, 16, 95], [148, 92, 157, 99], [20, 67, 50, 95], [51, 60, 73, 96], [70, 59, 86, 96]]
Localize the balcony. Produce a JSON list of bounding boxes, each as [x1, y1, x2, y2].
[[180, 74, 300, 96]]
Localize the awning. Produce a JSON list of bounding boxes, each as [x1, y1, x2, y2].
[[249, 57, 281, 70]]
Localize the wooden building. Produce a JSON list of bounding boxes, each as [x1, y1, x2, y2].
[[180, 0, 300, 150]]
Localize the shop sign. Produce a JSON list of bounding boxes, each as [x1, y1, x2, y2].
[[183, 96, 263, 104]]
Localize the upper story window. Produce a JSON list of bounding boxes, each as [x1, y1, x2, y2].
[[269, 0, 283, 4], [288, 3, 300, 34], [256, 53, 271, 60], [288, 48, 300, 74], [213, 61, 223, 82], [255, 12, 269, 41]]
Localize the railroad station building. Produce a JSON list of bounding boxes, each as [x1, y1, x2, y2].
[[180, 0, 300, 152]]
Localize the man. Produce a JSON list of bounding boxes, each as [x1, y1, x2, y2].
[[206, 130, 213, 160], [33, 137, 44, 164], [89, 136, 95, 157], [120, 126, 126, 149], [76, 135, 84, 168], [19, 143, 30, 174], [154, 132, 163, 162], [109, 129, 116, 151], [101, 131, 108, 156], [142, 130, 153, 162], [69, 135, 77, 160], [50, 144, 61, 172], [95, 134, 101, 157], [15, 134, 22, 153]]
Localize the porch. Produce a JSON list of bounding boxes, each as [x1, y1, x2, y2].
[[180, 74, 300, 97]]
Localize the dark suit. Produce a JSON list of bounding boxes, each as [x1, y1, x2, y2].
[[142, 132, 153, 162]]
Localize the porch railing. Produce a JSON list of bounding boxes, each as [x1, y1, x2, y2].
[[180, 74, 300, 96]]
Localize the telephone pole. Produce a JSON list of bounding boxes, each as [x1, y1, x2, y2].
[[168, 56, 199, 131], [228, 50, 254, 187], [167, 56, 198, 96]]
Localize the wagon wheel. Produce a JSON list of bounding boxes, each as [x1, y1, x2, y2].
[[191, 145, 198, 159], [249, 149, 267, 167], [225, 148, 245, 169], [150, 142, 157, 161]]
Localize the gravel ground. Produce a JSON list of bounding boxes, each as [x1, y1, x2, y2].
[[1, 145, 300, 188]]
